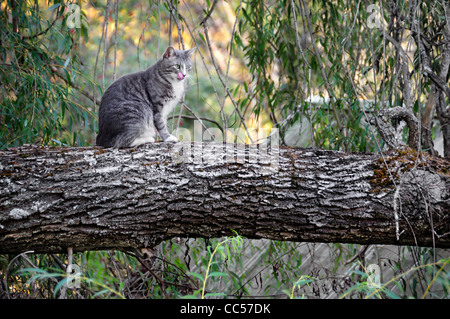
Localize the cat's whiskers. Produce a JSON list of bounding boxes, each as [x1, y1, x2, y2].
[[185, 73, 193, 84]]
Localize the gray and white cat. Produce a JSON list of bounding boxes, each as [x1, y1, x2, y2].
[[96, 46, 196, 148]]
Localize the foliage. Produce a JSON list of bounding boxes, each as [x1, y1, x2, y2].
[[184, 231, 244, 299], [341, 258, 450, 299], [1, 240, 449, 299], [0, 0, 96, 148]]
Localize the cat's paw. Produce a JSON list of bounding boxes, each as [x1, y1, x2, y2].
[[164, 135, 178, 143], [130, 135, 155, 147]]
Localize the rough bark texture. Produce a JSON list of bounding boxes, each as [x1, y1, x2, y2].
[[0, 142, 449, 254]]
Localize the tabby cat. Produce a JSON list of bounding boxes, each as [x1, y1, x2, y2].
[[96, 46, 196, 148]]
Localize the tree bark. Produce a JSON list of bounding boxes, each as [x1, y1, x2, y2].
[[0, 142, 449, 254]]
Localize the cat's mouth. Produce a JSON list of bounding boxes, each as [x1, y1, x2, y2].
[[177, 72, 185, 81]]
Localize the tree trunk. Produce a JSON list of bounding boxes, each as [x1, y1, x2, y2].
[[0, 142, 449, 254]]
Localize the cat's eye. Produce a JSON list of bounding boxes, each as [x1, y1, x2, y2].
[[186, 65, 192, 70], [174, 64, 181, 70]]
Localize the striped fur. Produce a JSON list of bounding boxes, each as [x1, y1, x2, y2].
[[96, 46, 196, 148]]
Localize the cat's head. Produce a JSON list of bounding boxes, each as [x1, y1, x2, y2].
[[161, 46, 196, 82]]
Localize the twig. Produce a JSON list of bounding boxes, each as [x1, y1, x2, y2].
[[165, 0, 185, 50], [168, 2, 252, 142], [345, 245, 369, 265], [181, 103, 222, 137], [60, 247, 73, 299], [289, 0, 312, 69], [393, 184, 402, 241], [203, 26, 254, 143], [93, 2, 110, 108], [137, 19, 150, 70], [124, 250, 200, 292], [382, 33, 414, 111], [3, 251, 34, 298], [168, 4, 226, 128], [221, 0, 243, 134], [382, 31, 420, 149], [168, 114, 224, 134], [199, 0, 218, 26], [22, 7, 61, 40], [113, 0, 119, 81], [50, 67, 100, 106], [203, 26, 227, 134], [428, 72, 450, 100], [133, 253, 169, 299], [157, 0, 161, 59], [102, 0, 111, 91], [298, 0, 346, 149], [421, 87, 437, 155]]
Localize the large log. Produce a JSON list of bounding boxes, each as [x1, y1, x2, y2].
[[0, 142, 448, 253]]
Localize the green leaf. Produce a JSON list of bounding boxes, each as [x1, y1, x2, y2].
[[384, 289, 401, 299], [64, 56, 71, 68], [19, 267, 50, 275], [187, 271, 205, 282], [92, 289, 111, 298], [46, 3, 61, 12], [54, 278, 69, 297], [207, 272, 227, 279]]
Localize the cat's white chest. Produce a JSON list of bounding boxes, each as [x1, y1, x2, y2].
[[162, 80, 185, 120]]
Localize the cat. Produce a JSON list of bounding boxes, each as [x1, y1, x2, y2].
[[96, 46, 196, 148]]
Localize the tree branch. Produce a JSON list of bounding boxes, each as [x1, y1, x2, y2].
[[0, 143, 448, 254], [428, 71, 450, 100]]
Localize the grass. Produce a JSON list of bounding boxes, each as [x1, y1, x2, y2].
[[2, 240, 448, 299]]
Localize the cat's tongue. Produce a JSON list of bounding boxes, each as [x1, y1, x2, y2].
[[177, 72, 185, 81]]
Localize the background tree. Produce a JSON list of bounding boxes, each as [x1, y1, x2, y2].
[[0, 0, 449, 299]]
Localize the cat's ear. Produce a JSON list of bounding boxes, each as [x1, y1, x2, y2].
[[164, 47, 175, 59], [186, 47, 197, 58]]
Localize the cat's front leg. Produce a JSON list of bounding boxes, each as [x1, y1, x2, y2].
[[154, 113, 178, 142]]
